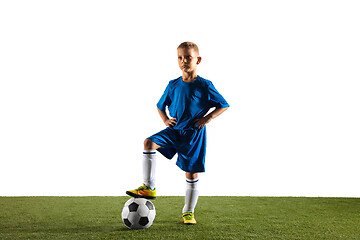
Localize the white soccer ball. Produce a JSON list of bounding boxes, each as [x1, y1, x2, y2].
[[121, 198, 156, 229]]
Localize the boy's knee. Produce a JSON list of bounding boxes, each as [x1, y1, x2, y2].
[[186, 172, 198, 180], [144, 139, 155, 150]]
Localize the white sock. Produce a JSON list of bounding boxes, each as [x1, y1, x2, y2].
[[182, 178, 199, 214], [143, 150, 156, 190]]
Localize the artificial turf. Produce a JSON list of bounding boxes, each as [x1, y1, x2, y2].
[[0, 196, 359, 239]]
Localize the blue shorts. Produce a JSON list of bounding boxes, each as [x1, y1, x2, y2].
[[147, 127, 207, 173]]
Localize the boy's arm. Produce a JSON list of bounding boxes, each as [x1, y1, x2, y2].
[[193, 107, 229, 129], [157, 107, 177, 128]]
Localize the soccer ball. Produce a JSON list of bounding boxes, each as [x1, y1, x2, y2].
[[121, 198, 156, 229]]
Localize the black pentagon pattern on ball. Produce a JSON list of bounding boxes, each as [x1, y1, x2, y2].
[[123, 218, 132, 228], [139, 217, 149, 226], [145, 200, 154, 210], [128, 202, 139, 212]]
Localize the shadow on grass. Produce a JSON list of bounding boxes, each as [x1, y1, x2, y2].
[[0, 225, 123, 234], [1, 219, 185, 234]]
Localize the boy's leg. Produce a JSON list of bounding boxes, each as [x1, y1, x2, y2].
[[126, 139, 161, 199], [143, 139, 161, 189], [183, 172, 199, 213], [182, 172, 199, 225]]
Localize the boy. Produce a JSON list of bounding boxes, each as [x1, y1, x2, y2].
[[126, 42, 229, 225]]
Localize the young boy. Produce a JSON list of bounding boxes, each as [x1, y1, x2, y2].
[[126, 42, 229, 225]]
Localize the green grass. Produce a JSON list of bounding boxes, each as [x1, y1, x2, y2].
[[0, 197, 359, 239]]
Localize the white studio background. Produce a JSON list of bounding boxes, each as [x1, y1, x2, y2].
[[1, 0, 359, 197]]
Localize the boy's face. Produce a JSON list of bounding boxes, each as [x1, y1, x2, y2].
[[177, 47, 201, 73]]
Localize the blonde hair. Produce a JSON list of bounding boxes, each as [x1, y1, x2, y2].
[[177, 41, 199, 55]]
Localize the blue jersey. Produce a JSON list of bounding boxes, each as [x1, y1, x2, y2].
[[157, 75, 229, 130]]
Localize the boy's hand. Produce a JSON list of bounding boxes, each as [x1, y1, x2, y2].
[[164, 118, 177, 128], [193, 116, 211, 129], [193, 107, 229, 129]]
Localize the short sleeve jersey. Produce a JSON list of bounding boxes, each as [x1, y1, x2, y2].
[[157, 75, 229, 130]]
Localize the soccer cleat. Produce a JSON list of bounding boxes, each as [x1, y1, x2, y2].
[[182, 212, 196, 225], [126, 184, 156, 199]]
